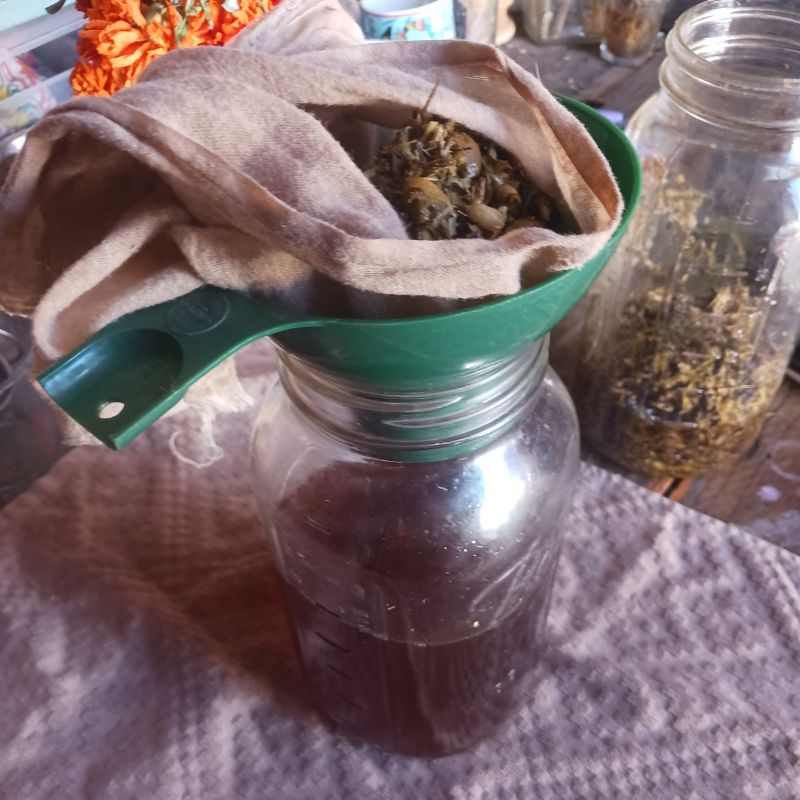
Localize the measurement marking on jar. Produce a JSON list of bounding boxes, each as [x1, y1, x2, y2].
[[315, 631, 350, 654], [326, 663, 352, 680], [314, 601, 342, 619]]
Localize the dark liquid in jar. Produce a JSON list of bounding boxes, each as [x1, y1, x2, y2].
[[274, 457, 561, 756], [283, 573, 555, 757]]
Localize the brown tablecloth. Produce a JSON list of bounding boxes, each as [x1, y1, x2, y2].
[[2, 347, 799, 799]]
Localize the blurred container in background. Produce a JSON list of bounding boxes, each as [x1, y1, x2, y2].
[[523, 0, 607, 44], [0, 315, 62, 506], [601, 0, 666, 66], [578, 0, 800, 478]]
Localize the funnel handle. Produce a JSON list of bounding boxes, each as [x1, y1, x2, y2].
[[38, 286, 322, 450]]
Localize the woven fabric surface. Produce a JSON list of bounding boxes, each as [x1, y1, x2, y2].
[[1, 346, 799, 799]]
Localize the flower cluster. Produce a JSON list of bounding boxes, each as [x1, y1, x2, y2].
[[71, 0, 276, 96]]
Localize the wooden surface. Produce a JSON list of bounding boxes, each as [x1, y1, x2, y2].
[[677, 381, 800, 547], [503, 33, 663, 121]]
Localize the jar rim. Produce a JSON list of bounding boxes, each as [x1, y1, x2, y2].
[[665, 0, 800, 129], [276, 338, 550, 462], [669, 1, 800, 92]]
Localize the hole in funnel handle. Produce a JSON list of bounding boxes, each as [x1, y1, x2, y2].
[[98, 401, 126, 419]]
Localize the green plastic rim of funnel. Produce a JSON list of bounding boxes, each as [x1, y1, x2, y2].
[[39, 96, 642, 450]]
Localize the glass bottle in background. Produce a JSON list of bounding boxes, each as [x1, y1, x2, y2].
[[578, 0, 800, 478], [0, 314, 63, 505], [600, 0, 666, 66], [788, 339, 800, 385], [523, 0, 607, 44], [454, 0, 499, 43], [495, 0, 517, 44], [251, 338, 579, 756]]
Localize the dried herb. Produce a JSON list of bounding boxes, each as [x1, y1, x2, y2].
[[367, 111, 558, 241], [603, 0, 663, 61], [578, 153, 792, 478], [534, 0, 607, 41], [582, 0, 608, 37], [579, 281, 786, 477]]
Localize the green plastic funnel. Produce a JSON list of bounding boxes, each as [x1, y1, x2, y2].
[[39, 97, 641, 450]]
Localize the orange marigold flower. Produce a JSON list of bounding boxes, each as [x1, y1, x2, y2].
[[71, 0, 277, 96], [71, 61, 116, 96], [76, 0, 146, 26], [220, 0, 272, 37], [94, 20, 164, 69], [145, 21, 174, 53], [187, 3, 225, 46]]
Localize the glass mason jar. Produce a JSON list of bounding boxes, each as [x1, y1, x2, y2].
[[600, 0, 667, 66], [0, 314, 62, 504], [578, 0, 800, 478], [454, 0, 499, 43], [523, 0, 607, 44], [251, 338, 579, 756]]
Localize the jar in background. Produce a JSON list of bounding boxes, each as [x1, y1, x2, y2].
[[251, 338, 579, 756], [601, 0, 666, 65], [454, 0, 499, 43], [523, 0, 607, 44], [0, 314, 62, 504], [578, 1, 800, 477], [495, 0, 517, 44], [0, 322, 31, 416]]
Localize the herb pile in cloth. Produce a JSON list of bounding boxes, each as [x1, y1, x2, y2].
[[368, 111, 560, 240]]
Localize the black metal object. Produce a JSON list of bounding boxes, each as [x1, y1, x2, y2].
[[788, 342, 800, 385], [0, 315, 63, 508]]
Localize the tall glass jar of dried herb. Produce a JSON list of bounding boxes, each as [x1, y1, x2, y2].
[[577, 0, 800, 478], [523, 0, 607, 44], [600, 0, 666, 66]]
